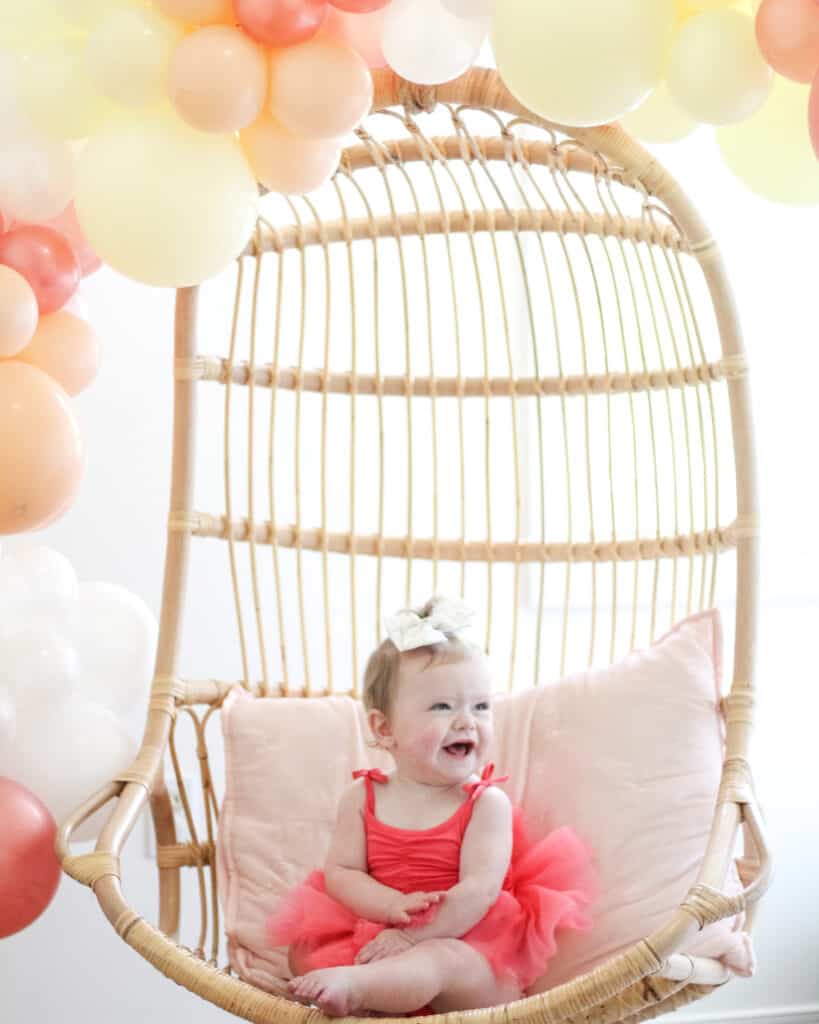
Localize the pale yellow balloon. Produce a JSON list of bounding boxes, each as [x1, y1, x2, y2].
[[154, 0, 234, 25], [48, 0, 115, 29], [74, 107, 259, 287], [240, 114, 341, 194], [18, 40, 112, 139], [620, 81, 697, 143], [667, 10, 772, 125], [168, 26, 268, 133], [492, 0, 676, 127], [718, 75, 819, 205], [86, 6, 184, 108], [684, 0, 738, 9], [0, 2, 71, 52]]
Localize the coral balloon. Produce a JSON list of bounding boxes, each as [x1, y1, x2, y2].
[[16, 311, 101, 397], [0, 778, 61, 939], [155, 0, 234, 25], [0, 363, 85, 534], [668, 10, 773, 124], [86, 5, 184, 107], [756, 0, 819, 83], [74, 107, 258, 287], [0, 266, 38, 358], [241, 114, 341, 193], [0, 135, 75, 224], [45, 203, 101, 278], [721, 75, 819, 204], [18, 40, 111, 140], [0, 225, 80, 314], [329, 0, 390, 11], [493, 0, 676, 127], [234, 0, 328, 46], [269, 39, 373, 138], [620, 81, 697, 142], [168, 25, 268, 133], [383, 0, 489, 86], [322, 5, 388, 67]]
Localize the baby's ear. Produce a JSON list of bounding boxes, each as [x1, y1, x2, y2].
[[367, 708, 394, 748]]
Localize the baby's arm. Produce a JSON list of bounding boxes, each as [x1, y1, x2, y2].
[[324, 780, 440, 924], [397, 787, 513, 943]]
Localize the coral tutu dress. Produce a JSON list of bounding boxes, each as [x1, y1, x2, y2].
[[267, 764, 597, 996]]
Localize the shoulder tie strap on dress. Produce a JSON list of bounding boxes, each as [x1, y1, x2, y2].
[[462, 762, 509, 801], [352, 768, 388, 815]]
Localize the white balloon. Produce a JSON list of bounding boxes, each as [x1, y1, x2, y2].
[[382, 0, 489, 85], [70, 582, 157, 714], [3, 699, 137, 840], [0, 688, 15, 747], [0, 546, 80, 636], [0, 625, 79, 707], [0, 132, 76, 223]]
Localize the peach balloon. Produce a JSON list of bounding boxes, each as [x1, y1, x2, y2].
[[16, 311, 101, 396], [0, 225, 80, 315], [168, 25, 269, 133], [241, 113, 341, 193], [269, 39, 373, 139], [323, 5, 387, 68], [155, 0, 234, 24], [756, 0, 819, 83], [0, 362, 85, 534], [0, 266, 39, 357]]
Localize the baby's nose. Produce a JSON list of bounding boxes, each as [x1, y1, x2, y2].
[[453, 708, 475, 729]]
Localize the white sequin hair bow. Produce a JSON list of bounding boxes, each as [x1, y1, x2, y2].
[[384, 596, 475, 652]]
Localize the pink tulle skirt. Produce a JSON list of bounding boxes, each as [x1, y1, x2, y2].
[[268, 814, 597, 992]]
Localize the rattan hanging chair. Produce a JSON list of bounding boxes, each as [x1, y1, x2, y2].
[[57, 68, 772, 1024]]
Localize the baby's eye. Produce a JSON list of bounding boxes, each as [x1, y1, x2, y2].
[[430, 702, 451, 711], [475, 701, 490, 712]]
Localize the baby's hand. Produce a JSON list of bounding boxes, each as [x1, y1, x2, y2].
[[386, 890, 446, 925], [355, 928, 415, 964]]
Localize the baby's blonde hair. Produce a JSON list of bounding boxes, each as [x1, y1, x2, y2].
[[362, 596, 479, 716]]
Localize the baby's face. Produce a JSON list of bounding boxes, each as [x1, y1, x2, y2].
[[385, 651, 494, 786]]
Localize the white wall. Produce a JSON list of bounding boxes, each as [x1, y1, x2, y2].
[[1, 127, 818, 1022]]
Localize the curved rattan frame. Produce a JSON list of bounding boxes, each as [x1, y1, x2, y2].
[[57, 67, 771, 1024]]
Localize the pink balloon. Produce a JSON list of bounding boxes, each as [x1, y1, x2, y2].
[[0, 362, 85, 534], [16, 310, 101, 397], [0, 209, 12, 234], [270, 38, 373, 138], [0, 226, 80, 315], [322, 4, 387, 67], [329, 0, 389, 10], [234, 0, 328, 46], [756, 0, 819, 83], [0, 777, 61, 938], [45, 203, 102, 278]]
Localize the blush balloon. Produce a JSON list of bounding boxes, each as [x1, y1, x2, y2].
[[0, 777, 61, 939], [322, 5, 388, 67], [0, 265, 39, 357], [234, 0, 328, 46], [0, 225, 80, 314], [16, 310, 101, 397]]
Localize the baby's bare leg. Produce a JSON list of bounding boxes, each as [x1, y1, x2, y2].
[[289, 938, 520, 1017]]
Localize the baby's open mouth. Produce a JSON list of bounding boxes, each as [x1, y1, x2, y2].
[[443, 741, 475, 758]]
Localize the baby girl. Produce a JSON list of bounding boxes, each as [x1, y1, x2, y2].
[[267, 596, 596, 1017]]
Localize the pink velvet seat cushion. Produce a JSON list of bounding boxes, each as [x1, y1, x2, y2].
[[216, 608, 753, 996]]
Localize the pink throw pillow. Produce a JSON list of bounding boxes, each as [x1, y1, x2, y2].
[[216, 608, 753, 995]]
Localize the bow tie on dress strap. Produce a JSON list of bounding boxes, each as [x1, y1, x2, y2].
[[352, 768, 389, 784], [384, 597, 475, 652], [462, 762, 509, 796]]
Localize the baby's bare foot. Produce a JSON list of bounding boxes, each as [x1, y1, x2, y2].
[[289, 967, 363, 1017]]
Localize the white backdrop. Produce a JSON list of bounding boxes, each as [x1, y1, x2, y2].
[[1, 126, 817, 1023]]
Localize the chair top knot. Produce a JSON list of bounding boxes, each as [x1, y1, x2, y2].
[[397, 80, 437, 115]]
